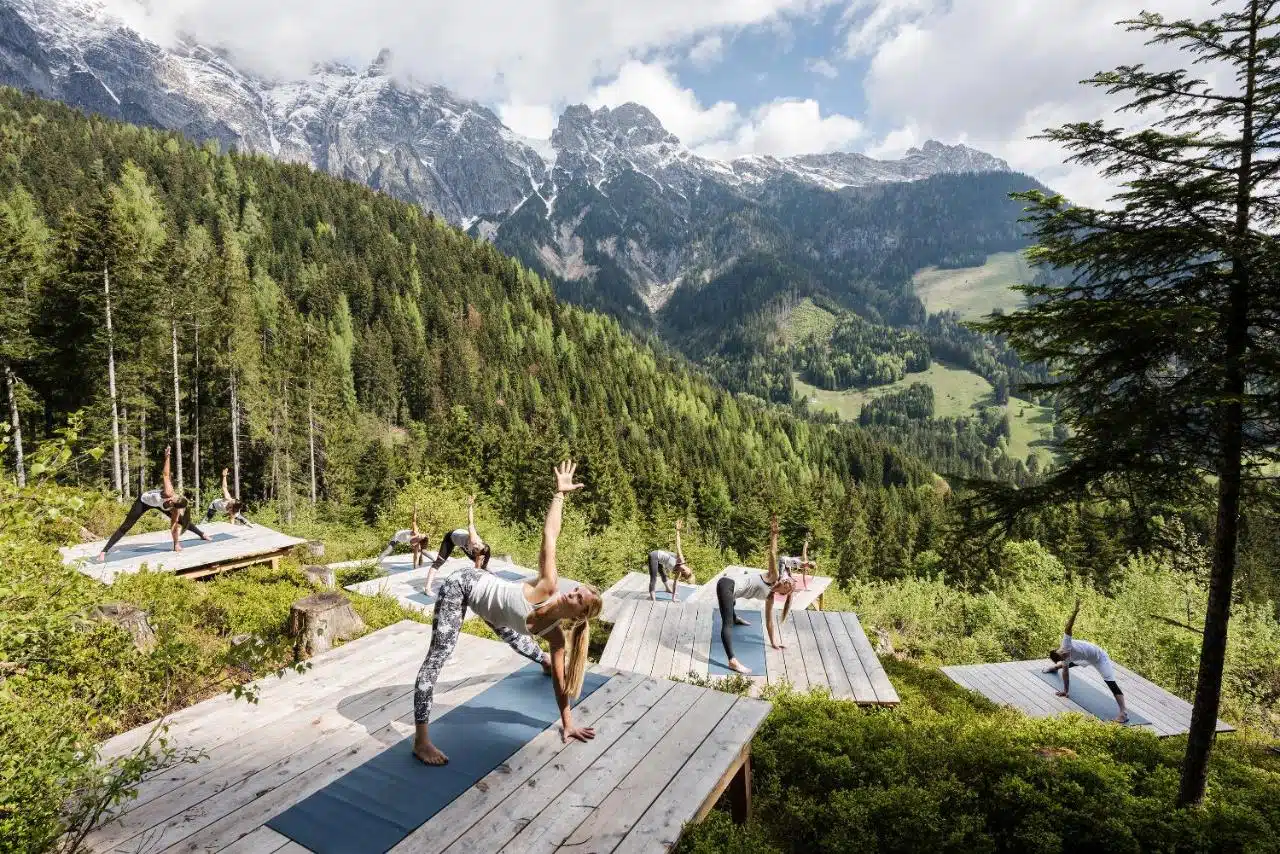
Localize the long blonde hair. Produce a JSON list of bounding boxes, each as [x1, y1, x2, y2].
[[563, 585, 602, 700]]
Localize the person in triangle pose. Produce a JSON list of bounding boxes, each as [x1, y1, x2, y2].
[[1044, 597, 1130, 723], [646, 519, 695, 601], [411, 461, 602, 766], [205, 467, 250, 525], [97, 445, 210, 561], [377, 503, 431, 569], [715, 515, 795, 675], [424, 494, 493, 592]]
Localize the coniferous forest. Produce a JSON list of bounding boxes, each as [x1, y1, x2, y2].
[[4, 2, 1280, 846]]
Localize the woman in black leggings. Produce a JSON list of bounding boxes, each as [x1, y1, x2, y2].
[[716, 515, 794, 674], [97, 446, 209, 561], [647, 519, 695, 601], [425, 495, 493, 592]]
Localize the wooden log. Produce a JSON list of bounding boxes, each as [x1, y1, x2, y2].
[[307, 540, 326, 558], [304, 564, 336, 589], [288, 592, 365, 658], [91, 602, 157, 653]]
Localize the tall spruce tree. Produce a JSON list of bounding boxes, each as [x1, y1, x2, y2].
[[974, 0, 1280, 806]]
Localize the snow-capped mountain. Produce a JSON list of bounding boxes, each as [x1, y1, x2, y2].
[[1, 0, 1030, 326]]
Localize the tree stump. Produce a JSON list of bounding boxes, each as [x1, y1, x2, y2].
[[289, 592, 365, 658], [304, 564, 336, 589], [92, 603, 157, 653], [307, 540, 326, 558]]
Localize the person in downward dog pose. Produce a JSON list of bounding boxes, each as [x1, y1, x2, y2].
[[647, 519, 695, 601], [205, 468, 250, 525], [377, 503, 430, 569], [715, 515, 795, 675], [412, 461, 602, 766], [97, 446, 210, 561], [424, 494, 493, 591], [1043, 597, 1130, 723], [778, 532, 816, 590]]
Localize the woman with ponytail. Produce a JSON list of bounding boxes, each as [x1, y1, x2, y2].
[[412, 460, 601, 766]]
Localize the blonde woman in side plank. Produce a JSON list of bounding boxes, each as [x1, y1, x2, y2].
[[412, 461, 602, 766]]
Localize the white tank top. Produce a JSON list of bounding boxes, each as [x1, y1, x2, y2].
[[779, 556, 802, 575], [451, 529, 478, 555], [140, 489, 165, 509], [468, 573, 557, 637], [390, 529, 414, 545], [732, 572, 772, 601], [650, 550, 678, 570]]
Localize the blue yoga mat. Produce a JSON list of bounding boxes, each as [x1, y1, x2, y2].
[[1035, 669, 1150, 726], [102, 531, 238, 563], [267, 663, 610, 854], [654, 583, 699, 602], [708, 610, 768, 676]]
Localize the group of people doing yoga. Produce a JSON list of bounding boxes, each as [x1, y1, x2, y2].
[[97, 448, 250, 561]]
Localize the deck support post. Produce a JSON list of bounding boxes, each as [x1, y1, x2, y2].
[[729, 751, 752, 824]]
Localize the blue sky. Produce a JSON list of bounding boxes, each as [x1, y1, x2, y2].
[[111, 0, 1223, 207]]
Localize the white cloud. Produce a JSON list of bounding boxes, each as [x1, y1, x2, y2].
[[497, 102, 557, 141], [804, 57, 839, 79], [587, 61, 740, 147], [849, 0, 1224, 206], [700, 98, 864, 159], [100, 0, 839, 109], [688, 34, 725, 68]]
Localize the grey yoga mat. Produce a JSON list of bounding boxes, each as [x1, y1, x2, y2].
[[654, 583, 699, 602], [708, 609, 768, 676], [266, 663, 611, 854], [103, 531, 238, 563], [1035, 668, 1150, 726]]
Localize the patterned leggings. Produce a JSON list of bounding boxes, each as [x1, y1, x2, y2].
[[413, 566, 548, 724]]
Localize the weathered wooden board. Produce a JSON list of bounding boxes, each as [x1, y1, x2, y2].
[[84, 620, 772, 854], [600, 601, 898, 705], [62, 521, 306, 584], [941, 660, 1235, 737]]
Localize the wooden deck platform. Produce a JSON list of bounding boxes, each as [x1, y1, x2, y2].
[[941, 660, 1235, 737], [344, 555, 573, 613], [85, 620, 771, 854], [62, 522, 306, 585], [600, 600, 899, 705], [684, 566, 832, 614]]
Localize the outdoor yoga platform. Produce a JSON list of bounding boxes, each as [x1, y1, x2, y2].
[[600, 600, 899, 705], [941, 660, 1236, 737], [344, 554, 581, 613], [61, 521, 306, 585], [83, 620, 771, 854], [601, 568, 833, 622]]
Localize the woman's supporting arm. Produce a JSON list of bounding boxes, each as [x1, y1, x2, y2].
[[549, 628, 595, 743], [764, 595, 780, 648], [779, 590, 793, 627]]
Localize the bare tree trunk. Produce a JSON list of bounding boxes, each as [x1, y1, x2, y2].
[[121, 406, 130, 500], [139, 409, 146, 493], [230, 367, 241, 499], [308, 380, 317, 505], [104, 265, 122, 499], [4, 364, 25, 487], [283, 383, 293, 523], [193, 322, 201, 511], [172, 318, 183, 493]]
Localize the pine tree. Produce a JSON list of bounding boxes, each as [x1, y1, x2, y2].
[[974, 0, 1280, 806], [0, 187, 50, 486]]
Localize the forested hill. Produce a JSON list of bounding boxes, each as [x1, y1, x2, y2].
[[0, 89, 938, 557]]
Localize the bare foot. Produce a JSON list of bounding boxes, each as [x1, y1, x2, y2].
[[1113, 714, 1130, 724], [96, 552, 107, 562], [1056, 690, 1068, 697], [173, 544, 183, 552], [728, 658, 752, 675], [413, 741, 449, 765], [734, 616, 750, 626], [201, 534, 212, 542]]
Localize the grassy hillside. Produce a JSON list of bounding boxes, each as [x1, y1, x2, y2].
[[912, 251, 1033, 321], [794, 362, 1058, 465]]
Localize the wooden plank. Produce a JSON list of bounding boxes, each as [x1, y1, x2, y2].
[[104, 639, 519, 854], [823, 612, 875, 703], [390, 670, 652, 854], [804, 610, 853, 700], [444, 679, 696, 854], [652, 600, 684, 679], [98, 622, 422, 760], [632, 600, 669, 678], [552, 688, 739, 854], [216, 826, 293, 854], [599, 601, 639, 669], [790, 607, 826, 693], [844, 614, 899, 704], [616, 601, 655, 674], [688, 604, 713, 679], [666, 604, 699, 680], [776, 608, 809, 691]]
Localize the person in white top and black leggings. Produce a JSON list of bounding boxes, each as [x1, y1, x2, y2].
[[424, 495, 493, 591], [412, 461, 602, 766], [97, 446, 210, 560], [205, 468, 250, 525], [715, 515, 795, 674], [377, 503, 431, 569], [1044, 597, 1129, 723], [647, 519, 695, 601], [778, 532, 815, 589]]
